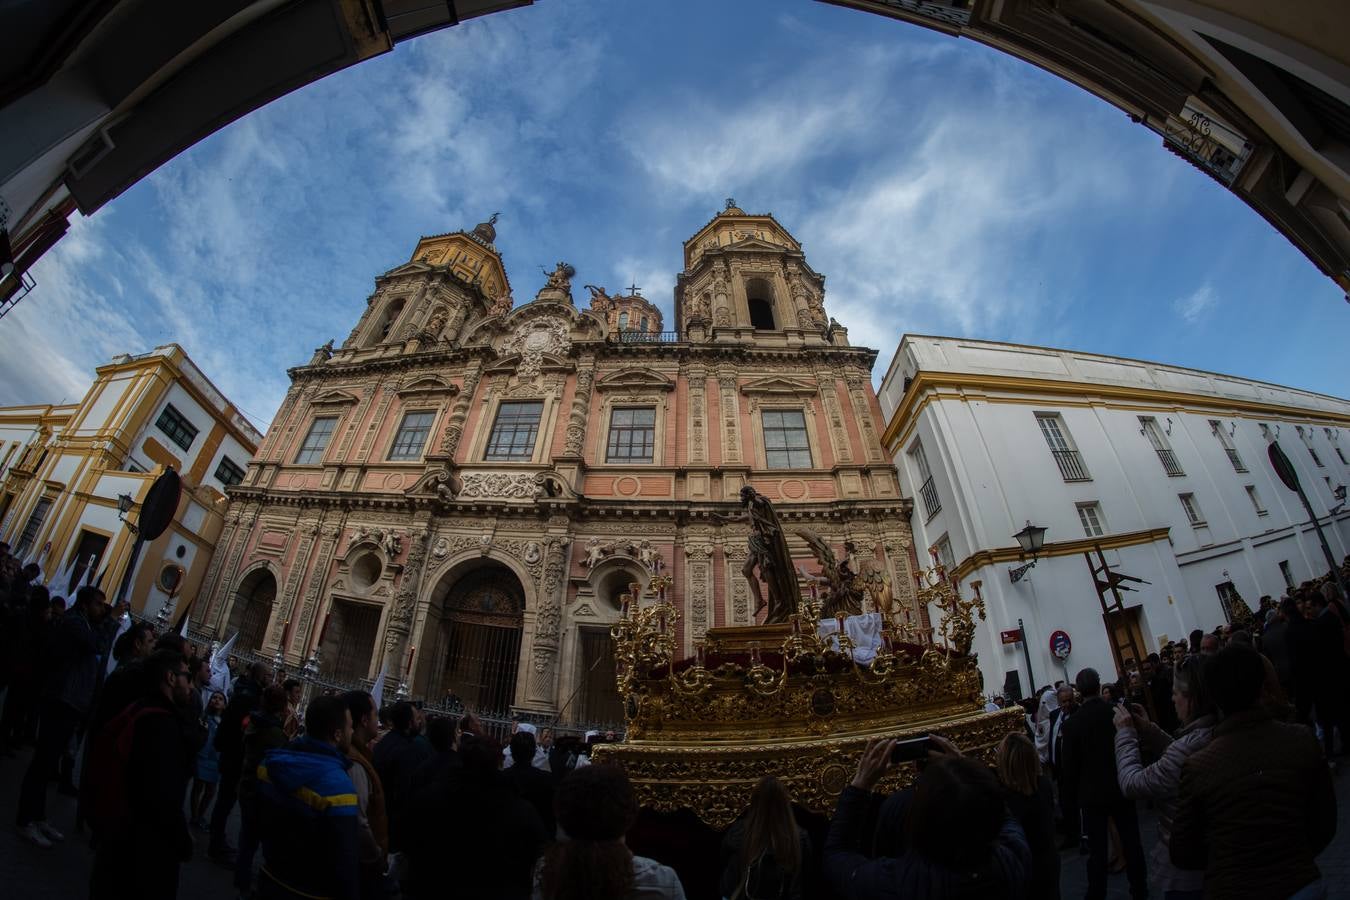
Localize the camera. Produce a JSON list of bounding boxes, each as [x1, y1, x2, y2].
[[890, 735, 932, 764]]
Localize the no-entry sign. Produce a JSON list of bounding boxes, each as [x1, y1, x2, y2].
[[1049, 630, 1072, 660]]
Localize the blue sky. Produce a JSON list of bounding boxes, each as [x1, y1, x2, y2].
[[5, 0, 1345, 429]]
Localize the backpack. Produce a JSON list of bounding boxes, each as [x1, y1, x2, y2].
[[731, 848, 791, 900], [89, 701, 170, 833]]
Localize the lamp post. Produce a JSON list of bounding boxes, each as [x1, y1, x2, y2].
[[1008, 521, 1047, 584]]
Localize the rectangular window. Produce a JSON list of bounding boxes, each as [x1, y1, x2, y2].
[[1279, 560, 1295, 589], [606, 407, 656, 463], [1309, 446, 1324, 467], [1035, 413, 1091, 481], [762, 410, 812, 469], [933, 534, 955, 571], [294, 416, 338, 465], [1179, 492, 1206, 526], [909, 439, 941, 519], [155, 403, 199, 451], [16, 496, 52, 556], [1077, 502, 1106, 537], [485, 401, 543, 461], [1141, 417, 1185, 476], [1245, 484, 1267, 516], [1336, 447, 1347, 465], [214, 456, 245, 487], [388, 410, 436, 460], [1209, 419, 1246, 472]]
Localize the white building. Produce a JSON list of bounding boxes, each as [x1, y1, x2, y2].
[[878, 335, 1350, 697]]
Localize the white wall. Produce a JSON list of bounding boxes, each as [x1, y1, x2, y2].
[[128, 381, 214, 474], [886, 335, 1350, 694]]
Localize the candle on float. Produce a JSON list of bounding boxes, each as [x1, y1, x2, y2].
[[405, 645, 416, 677], [695, 641, 705, 668], [620, 593, 631, 619]]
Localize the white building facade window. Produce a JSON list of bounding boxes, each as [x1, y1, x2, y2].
[[1036, 413, 1091, 481], [909, 439, 941, 520], [1077, 502, 1106, 537]]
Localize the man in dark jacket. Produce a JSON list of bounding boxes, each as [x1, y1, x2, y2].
[[1172, 643, 1336, 898], [1060, 667, 1148, 899], [209, 660, 268, 861], [16, 585, 114, 847], [89, 650, 195, 899], [371, 700, 431, 853], [234, 685, 289, 896], [255, 695, 360, 900], [504, 730, 555, 837]]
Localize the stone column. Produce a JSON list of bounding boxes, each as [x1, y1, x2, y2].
[[562, 359, 596, 457], [685, 542, 713, 646], [290, 522, 342, 657], [718, 371, 742, 464], [267, 518, 318, 656], [524, 533, 570, 710], [437, 363, 483, 458], [199, 508, 243, 636], [815, 371, 853, 463], [206, 504, 261, 633], [687, 366, 708, 465], [845, 372, 885, 462], [383, 524, 431, 673]]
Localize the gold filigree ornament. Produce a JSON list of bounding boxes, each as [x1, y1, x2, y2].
[[596, 574, 1023, 828]]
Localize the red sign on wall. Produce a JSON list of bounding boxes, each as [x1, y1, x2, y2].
[[1000, 628, 1023, 645]]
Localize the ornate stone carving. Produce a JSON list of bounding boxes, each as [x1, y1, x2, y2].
[[291, 524, 341, 655], [845, 373, 884, 462], [457, 471, 542, 500], [816, 373, 852, 463], [504, 318, 571, 379], [388, 528, 430, 635], [564, 364, 595, 456], [718, 373, 742, 463], [438, 365, 482, 456]]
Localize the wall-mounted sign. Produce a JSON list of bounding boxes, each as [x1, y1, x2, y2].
[[1049, 630, 1072, 660]]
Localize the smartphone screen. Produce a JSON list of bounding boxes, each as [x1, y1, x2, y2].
[[890, 735, 931, 764]]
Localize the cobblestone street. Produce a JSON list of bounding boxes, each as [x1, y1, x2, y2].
[[2, 744, 1348, 899]]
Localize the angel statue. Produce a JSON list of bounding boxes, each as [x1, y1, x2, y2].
[[795, 535, 894, 621], [712, 486, 799, 624]]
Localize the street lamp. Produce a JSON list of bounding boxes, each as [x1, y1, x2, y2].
[[116, 493, 139, 533], [1009, 521, 1047, 584]]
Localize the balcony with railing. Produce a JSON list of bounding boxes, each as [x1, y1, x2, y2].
[[1154, 447, 1185, 476], [1225, 447, 1247, 473], [918, 476, 941, 519], [612, 330, 682, 344], [1050, 449, 1091, 482]]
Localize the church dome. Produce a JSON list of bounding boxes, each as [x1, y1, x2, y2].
[[471, 213, 500, 244]]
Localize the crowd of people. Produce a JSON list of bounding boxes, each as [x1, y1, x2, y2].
[[0, 536, 1346, 899]]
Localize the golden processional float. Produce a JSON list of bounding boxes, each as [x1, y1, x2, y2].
[[591, 487, 1025, 829]]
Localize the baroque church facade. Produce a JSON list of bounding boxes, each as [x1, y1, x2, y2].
[[198, 203, 922, 725]]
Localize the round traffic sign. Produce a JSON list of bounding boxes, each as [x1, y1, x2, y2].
[[1049, 630, 1072, 660]]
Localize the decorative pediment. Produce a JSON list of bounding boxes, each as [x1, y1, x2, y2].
[[596, 368, 675, 393], [725, 236, 787, 253], [574, 603, 597, 617], [396, 375, 459, 398], [378, 261, 432, 280], [738, 376, 817, 398], [310, 389, 360, 407]]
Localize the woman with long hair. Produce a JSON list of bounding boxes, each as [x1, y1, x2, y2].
[[995, 732, 1060, 899], [719, 775, 812, 900], [535, 763, 686, 900], [1113, 653, 1218, 900]]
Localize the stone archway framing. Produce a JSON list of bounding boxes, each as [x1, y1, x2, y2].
[[225, 559, 282, 653], [411, 547, 542, 712]]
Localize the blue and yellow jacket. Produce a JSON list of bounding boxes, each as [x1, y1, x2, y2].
[[256, 736, 360, 900]]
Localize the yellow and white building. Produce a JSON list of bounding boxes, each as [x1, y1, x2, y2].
[[0, 344, 262, 616]]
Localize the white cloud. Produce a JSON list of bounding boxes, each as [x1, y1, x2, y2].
[[1173, 283, 1217, 322]]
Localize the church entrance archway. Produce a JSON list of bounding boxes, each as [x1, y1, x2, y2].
[[227, 567, 276, 653], [418, 563, 525, 714]]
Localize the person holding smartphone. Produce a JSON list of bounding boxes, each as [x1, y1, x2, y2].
[[823, 733, 1031, 898]]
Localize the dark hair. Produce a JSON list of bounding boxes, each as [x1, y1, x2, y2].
[[247, 661, 268, 683], [541, 765, 637, 900], [114, 622, 155, 662], [154, 631, 187, 653], [305, 695, 349, 743], [143, 649, 186, 694], [1074, 667, 1101, 696], [1189, 628, 1203, 652], [461, 735, 501, 773], [737, 776, 802, 881], [390, 701, 417, 734], [341, 690, 375, 730], [283, 678, 302, 692], [426, 715, 458, 752], [1206, 644, 1266, 715], [260, 684, 288, 716], [510, 730, 537, 764], [904, 756, 1005, 870], [74, 585, 105, 610]]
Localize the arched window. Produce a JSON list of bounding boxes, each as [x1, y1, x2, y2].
[[618, 311, 629, 330], [640, 315, 649, 332], [370, 299, 405, 346], [746, 278, 776, 330]]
